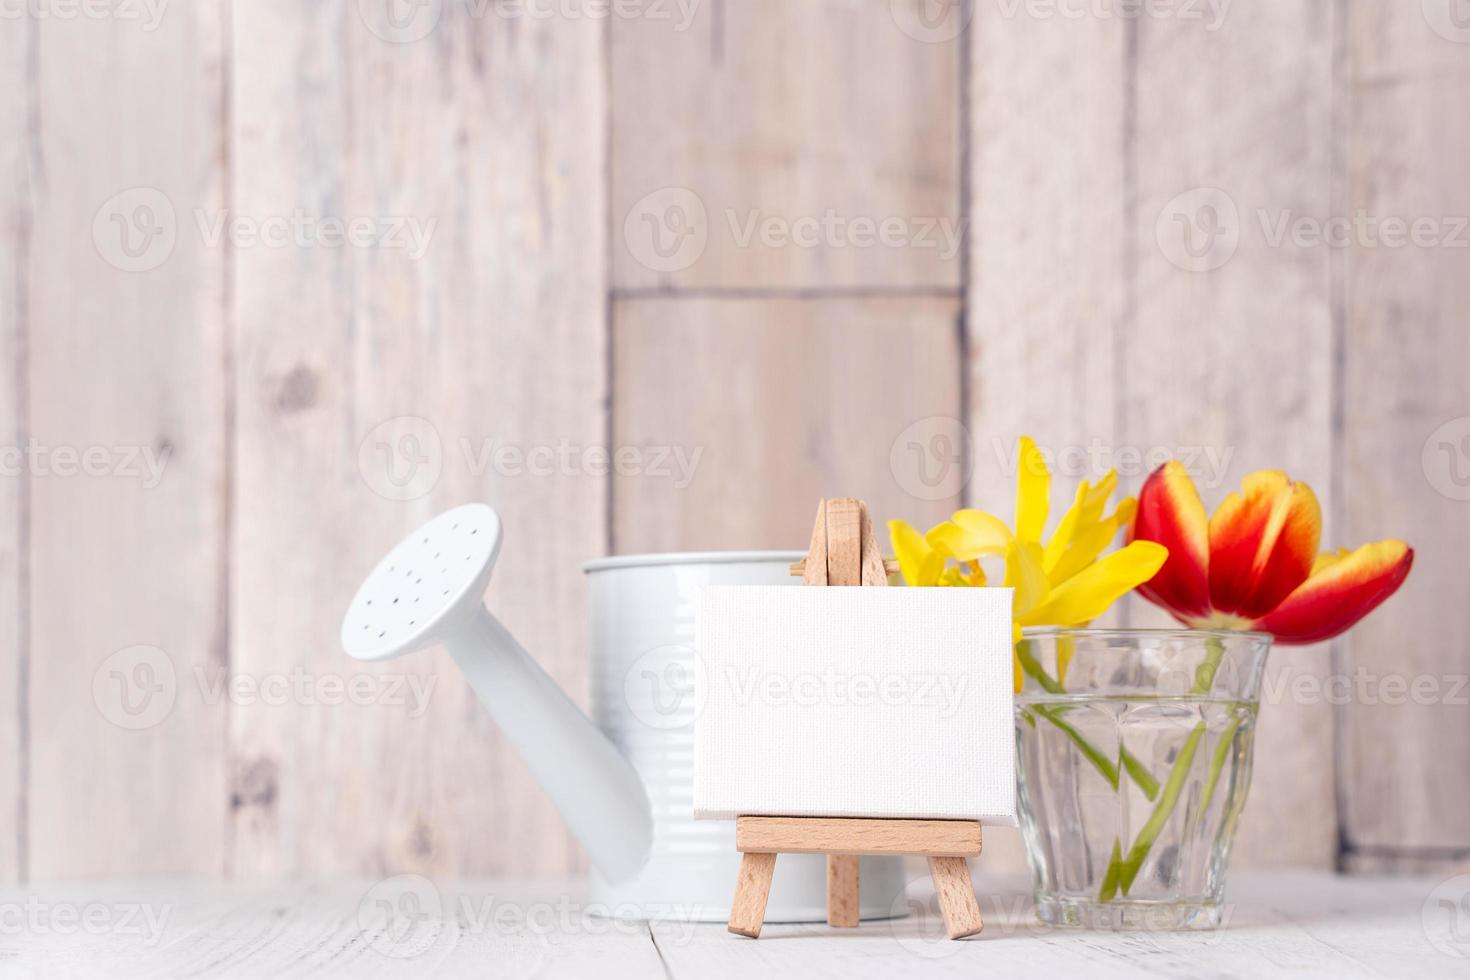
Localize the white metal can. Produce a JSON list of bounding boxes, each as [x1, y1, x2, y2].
[[584, 551, 906, 922]]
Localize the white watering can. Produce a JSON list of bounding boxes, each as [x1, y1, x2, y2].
[[341, 503, 904, 921]]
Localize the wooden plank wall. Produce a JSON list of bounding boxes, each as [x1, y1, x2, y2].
[[0, 0, 1463, 878], [0, 7, 28, 883], [1339, 1, 1470, 871]]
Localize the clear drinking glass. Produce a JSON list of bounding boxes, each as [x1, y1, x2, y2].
[[1014, 628, 1271, 931]]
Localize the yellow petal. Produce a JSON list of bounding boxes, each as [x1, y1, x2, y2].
[[1020, 541, 1169, 626], [889, 519, 944, 587], [1310, 547, 1351, 576], [1042, 480, 1091, 572], [927, 509, 1011, 561], [1047, 515, 1125, 586], [1015, 436, 1050, 542], [1082, 470, 1119, 515], [1004, 539, 1049, 617]]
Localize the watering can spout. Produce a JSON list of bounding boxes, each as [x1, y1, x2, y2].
[[455, 605, 654, 883], [340, 504, 653, 884]]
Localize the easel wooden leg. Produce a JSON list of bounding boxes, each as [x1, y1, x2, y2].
[[927, 856, 983, 939], [728, 852, 777, 938], [826, 855, 859, 927]]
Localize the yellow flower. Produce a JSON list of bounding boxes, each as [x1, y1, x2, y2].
[[889, 436, 1169, 690]]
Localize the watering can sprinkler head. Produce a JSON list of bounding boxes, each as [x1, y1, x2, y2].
[[341, 503, 653, 883]]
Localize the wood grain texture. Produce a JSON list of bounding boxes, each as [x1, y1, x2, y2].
[[0, 8, 27, 883], [823, 498, 863, 585], [229, 2, 605, 877], [25, 8, 230, 877], [736, 817, 982, 857], [1337, 0, 1470, 861], [927, 855, 982, 939], [1125, 1, 1339, 869], [826, 854, 859, 927], [612, 296, 964, 555], [0, 873, 1464, 978], [966, 5, 1130, 529], [727, 851, 776, 938], [610, 0, 961, 290]]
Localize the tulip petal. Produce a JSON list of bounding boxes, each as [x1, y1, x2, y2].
[[1209, 471, 1322, 620], [1021, 541, 1169, 627], [1252, 540, 1413, 644], [889, 519, 944, 587], [1131, 462, 1212, 622], [1016, 436, 1050, 542]]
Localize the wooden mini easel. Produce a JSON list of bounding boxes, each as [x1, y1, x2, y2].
[[726, 498, 984, 940]]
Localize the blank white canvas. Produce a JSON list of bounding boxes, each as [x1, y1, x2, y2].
[[693, 586, 1016, 824]]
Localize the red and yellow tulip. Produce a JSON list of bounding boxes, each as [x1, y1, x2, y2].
[[1130, 462, 1413, 643]]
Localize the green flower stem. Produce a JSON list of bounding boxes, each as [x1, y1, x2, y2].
[[1016, 644, 1161, 801], [1101, 634, 1229, 901], [1098, 839, 1124, 903], [1195, 716, 1242, 821], [1116, 724, 1205, 895]]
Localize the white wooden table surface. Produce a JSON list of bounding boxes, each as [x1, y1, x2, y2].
[[1, 872, 1466, 979]]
